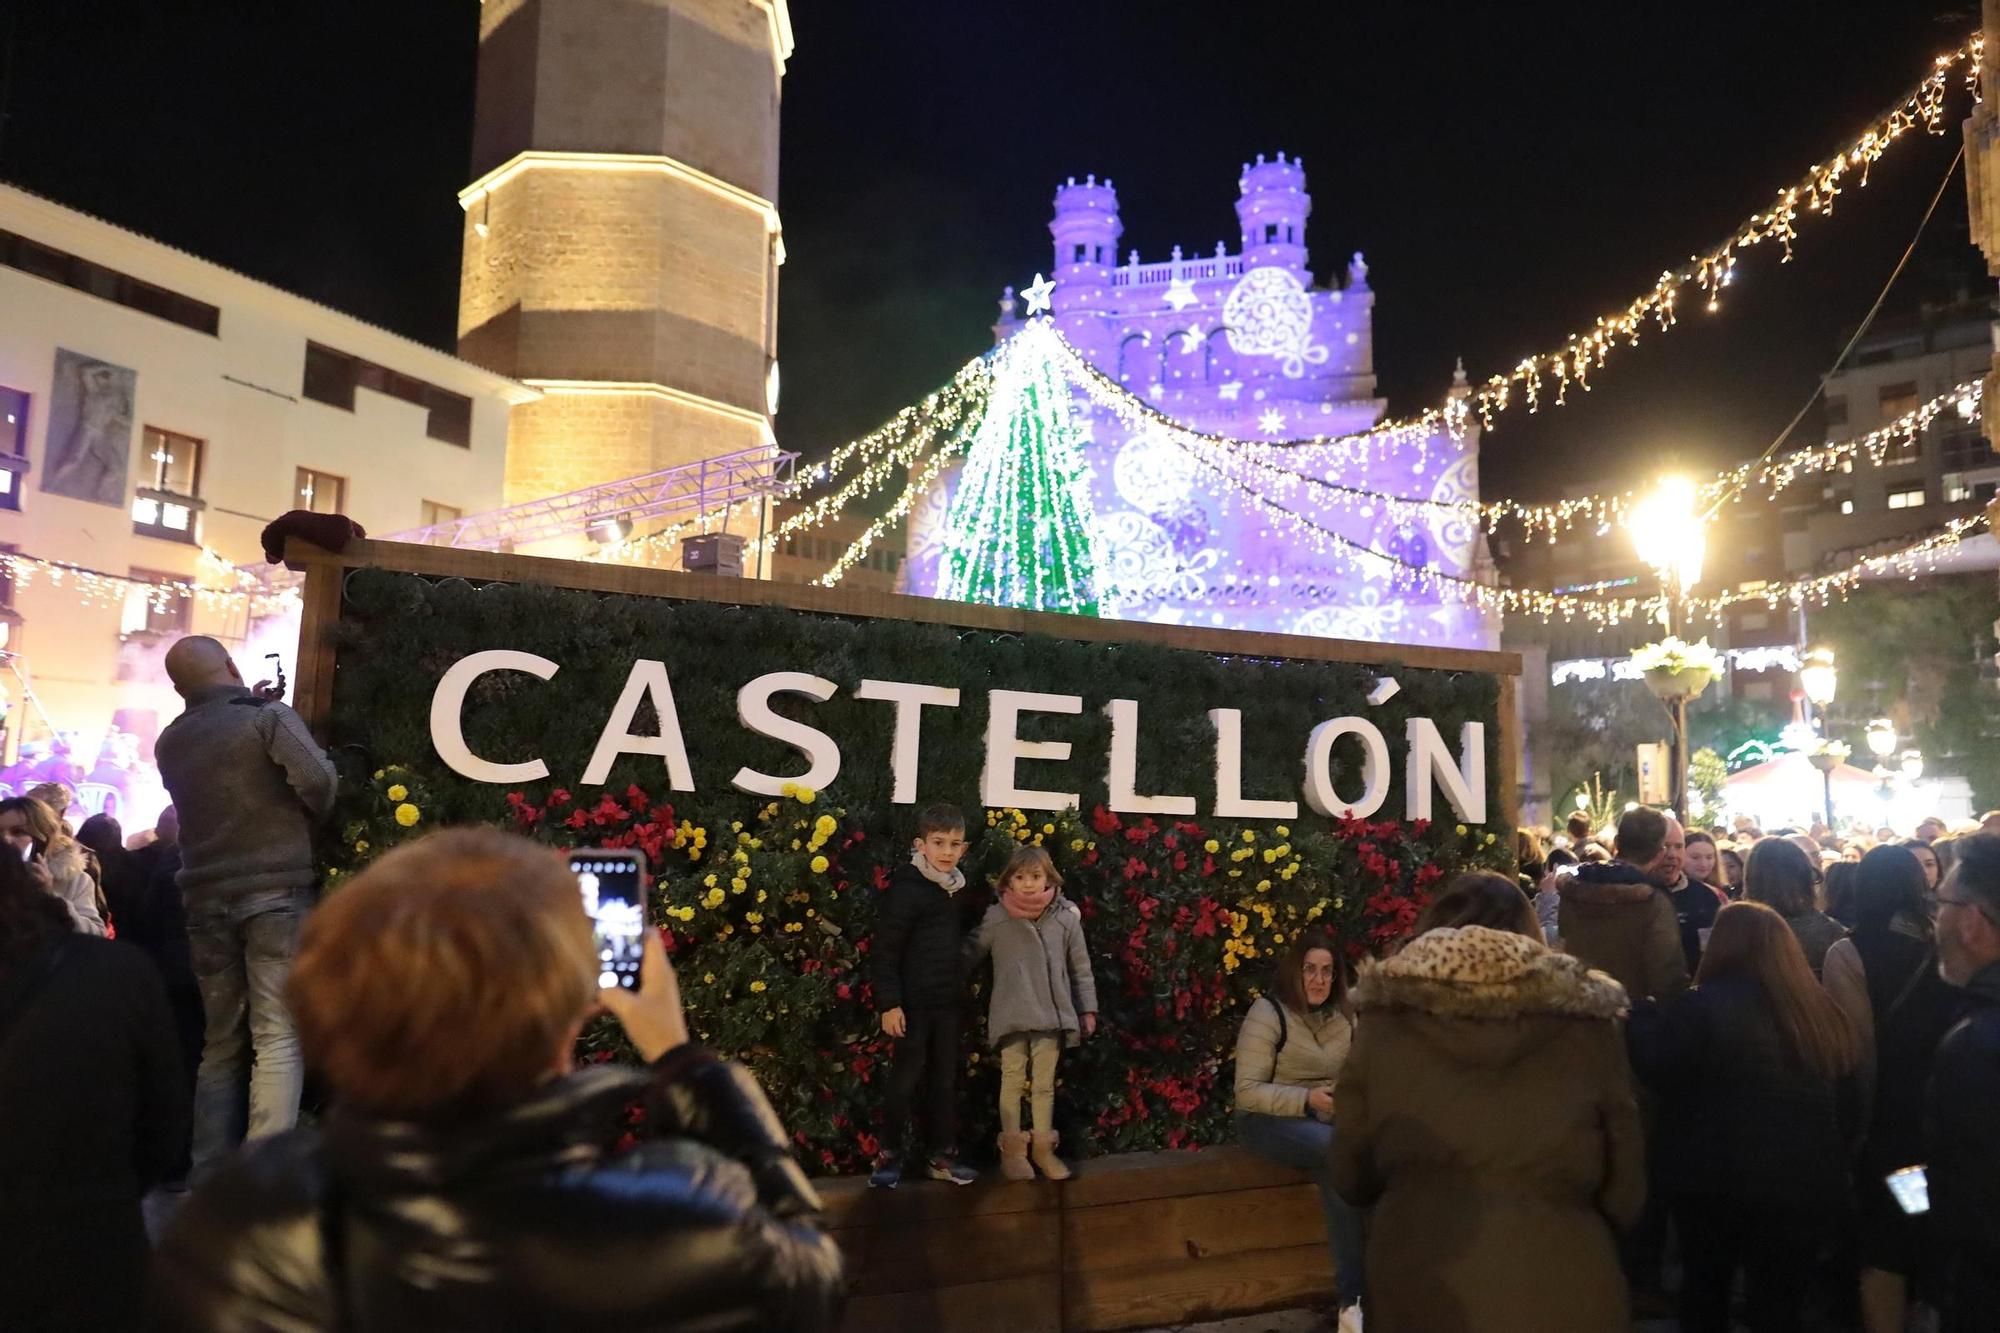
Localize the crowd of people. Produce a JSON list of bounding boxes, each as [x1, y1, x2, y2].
[[1225, 805, 2000, 1332], [4, 631, 1999, 1332]]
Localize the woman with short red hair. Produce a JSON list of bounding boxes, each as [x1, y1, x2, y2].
[[152, 827, 843, 1331]]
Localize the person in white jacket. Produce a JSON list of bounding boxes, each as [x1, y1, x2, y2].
[[0, 796, 104, 935], [1234, 930, 1363, 1325]]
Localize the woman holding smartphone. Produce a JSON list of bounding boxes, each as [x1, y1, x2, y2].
[[153, 828, 844, 1331], [0, 796, 103, 935]]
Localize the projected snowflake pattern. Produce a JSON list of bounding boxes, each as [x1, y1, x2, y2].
[[1222, 267, 1329, 378]]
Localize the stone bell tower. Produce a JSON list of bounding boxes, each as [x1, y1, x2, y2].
[[457, 0, 791, 504]]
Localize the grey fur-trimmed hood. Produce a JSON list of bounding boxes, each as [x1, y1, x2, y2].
[[1355, 925, 1629, 1022]]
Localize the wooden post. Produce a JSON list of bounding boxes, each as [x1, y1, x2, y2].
[[287, 540, 346, 743], [1497, 672, 1520, 834]]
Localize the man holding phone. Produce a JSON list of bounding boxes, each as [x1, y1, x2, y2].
[[1928, 832, 2000, 1332], [156, 635, 336, 1177]]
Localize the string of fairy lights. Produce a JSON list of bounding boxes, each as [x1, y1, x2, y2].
[[0, 548, 299, 617]]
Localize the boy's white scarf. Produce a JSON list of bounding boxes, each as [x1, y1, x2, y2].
[[910, 848, 965, 895]]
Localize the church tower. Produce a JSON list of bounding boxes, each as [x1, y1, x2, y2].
[[456, 0, 791, 506]]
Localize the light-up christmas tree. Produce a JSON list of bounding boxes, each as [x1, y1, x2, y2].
[[939, 324, 1103, 615]]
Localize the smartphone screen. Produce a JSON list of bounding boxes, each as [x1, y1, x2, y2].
[[570, 850, 646, 992], [1885, 1165, 1930, 1216]]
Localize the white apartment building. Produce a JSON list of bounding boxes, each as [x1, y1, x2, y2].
[[0, 182, 537, 824]]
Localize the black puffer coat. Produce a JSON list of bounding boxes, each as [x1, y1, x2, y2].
[[150, 1049, 845, 1332], [870, 859, 969, 1011], [1928, 960, 2000, 1332]]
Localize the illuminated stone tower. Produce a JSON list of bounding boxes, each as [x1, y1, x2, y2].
[[456, 0, 790, 504]]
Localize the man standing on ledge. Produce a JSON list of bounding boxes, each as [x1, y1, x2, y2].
[[156, 636, 337, 1175]]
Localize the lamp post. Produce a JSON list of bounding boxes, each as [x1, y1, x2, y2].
[[1630, 477, 1709, 819], [1900, 749, 1924, 782], [1800, 646, 1837, 730], [1865, 718, 1898, 763]]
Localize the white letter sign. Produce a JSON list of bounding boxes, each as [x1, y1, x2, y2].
[[1405, 718, 1486, 823], [1302, 716, 1390, 818], [1208, 708, 1299, 820], [855, 679, 961, 804], [581, 659, 695, 789], [430, 650, 559, 783], [731, 672, 842, 797], [1104, 698, 1196, 815], [982, 689, 1082, 811]]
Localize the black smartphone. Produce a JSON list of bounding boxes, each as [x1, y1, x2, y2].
[[569, 848, 647, 991]]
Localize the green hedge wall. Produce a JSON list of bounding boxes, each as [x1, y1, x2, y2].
[[323, 569, 1511, 1170]]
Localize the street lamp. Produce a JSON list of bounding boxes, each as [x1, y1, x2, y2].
[[1630, 476, 1707, 635], [1799, 646, 1837, 717], [1629, 476, 1712, 821], [1900, 749, 1925, 782], [1865, 718, 1898, 762]]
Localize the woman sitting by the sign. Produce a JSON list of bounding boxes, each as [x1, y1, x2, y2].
[[151, 827, 845, 1331], [1233, 930, 1365, 1330]]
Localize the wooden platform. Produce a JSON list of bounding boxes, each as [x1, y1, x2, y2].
[[819, 1147, 1337, 1332]]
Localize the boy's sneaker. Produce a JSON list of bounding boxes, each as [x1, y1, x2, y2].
[[924, 1154, 978, 1185], [867, 1152, 903, 1189]]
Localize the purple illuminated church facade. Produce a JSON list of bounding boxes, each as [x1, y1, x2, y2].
[[902, 154, 1498, 650]]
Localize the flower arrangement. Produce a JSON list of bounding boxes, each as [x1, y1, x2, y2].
[[1630, 636, 1723, 676], [334, 779, 1500, 1171]]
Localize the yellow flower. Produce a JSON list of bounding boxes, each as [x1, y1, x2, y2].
[[815, 814, 837, 836], [385, 783, 408, 802], [1204, 839, 1220, 853], [702, 973, 715, 984], [780, 782, 799, 799], [1262, 849, 1277, 864], [1276, 825, 1291, 838], [1256, 879, 1271, 893], [811, 854, 830, 874], [1070, 838, 1086, 852], [745, 911, 764, 925], [1242, 829, 1257, 843], [749, 979, 767, 993], [703, 874, 718, 888], [796, 787, 817, 804], [1042, 823, 1055, 835], [701, 888, 725, 909], [353, 840, 369, 854], [372, 769, 385, 780], [394, 803, 420, 828], [1456, 824, 1468, 836], [756, 889, 768, 903]]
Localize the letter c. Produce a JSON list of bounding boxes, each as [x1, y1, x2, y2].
[[430, 650, 559, 783]]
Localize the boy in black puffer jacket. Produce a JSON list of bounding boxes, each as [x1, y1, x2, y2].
[[868, 804, 976, 1187]]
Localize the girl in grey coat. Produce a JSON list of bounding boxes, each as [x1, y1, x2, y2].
[[967, 846, 1096, 1181]]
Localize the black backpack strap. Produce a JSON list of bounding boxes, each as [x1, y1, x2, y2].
[[1269, 996, 1288, 1057]]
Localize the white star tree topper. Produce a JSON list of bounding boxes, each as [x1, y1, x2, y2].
[[1021, 273, 1056, 316]]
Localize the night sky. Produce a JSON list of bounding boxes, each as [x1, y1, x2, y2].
[[0, 1, 1984, 505]]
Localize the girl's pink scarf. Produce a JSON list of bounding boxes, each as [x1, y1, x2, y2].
[[1002, 883, 1055, 920]]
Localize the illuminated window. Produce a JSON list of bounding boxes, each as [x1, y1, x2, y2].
[[132, 427, 202, 544], [0, 229, 219, 335], [1886, 484, 1926, 510], [294, 467, 346, 515], [120, 569, 192, 637], [419, 499, 461, 528], [0, 386, 25, 512]]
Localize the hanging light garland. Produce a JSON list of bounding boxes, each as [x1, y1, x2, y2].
[[2, 549, 301, 617]]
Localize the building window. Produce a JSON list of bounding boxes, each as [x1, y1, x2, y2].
[[294, 467, 346, 515], [1878, 381, 1919, 421], [1824, 396, 1847, 428], [1828, 487, 1854, 515], [132, 427, 203, 543], [1263, 224, 1279, 244], [0, 228, 220, 336], [1886, 483, 1926, 510], [120, 570, 192, 638], [1073, 244, 1087, 262], [1884, 431, 1922, 465], [419, 499, 461, 527], [0, 386, 26, 513], [1941, 431, 1993, 471], [301, 341, 474, 447], [0, 544, 17, 611]]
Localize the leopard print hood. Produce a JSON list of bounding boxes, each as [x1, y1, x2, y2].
[[1354, 925, 1629, 1022]]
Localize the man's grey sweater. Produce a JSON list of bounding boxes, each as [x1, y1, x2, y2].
[[155, 684, 338, 903]]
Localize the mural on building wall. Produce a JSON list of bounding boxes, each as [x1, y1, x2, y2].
[[902, 155, 1498, 651], [44, 348, 135, 507]]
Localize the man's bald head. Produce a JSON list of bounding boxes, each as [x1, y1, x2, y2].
[[164, 636, 241, 699]]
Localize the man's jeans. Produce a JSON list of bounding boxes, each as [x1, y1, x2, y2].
[[187, 886, 312, 1174], [1237, 1110, 1367, 1308]]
